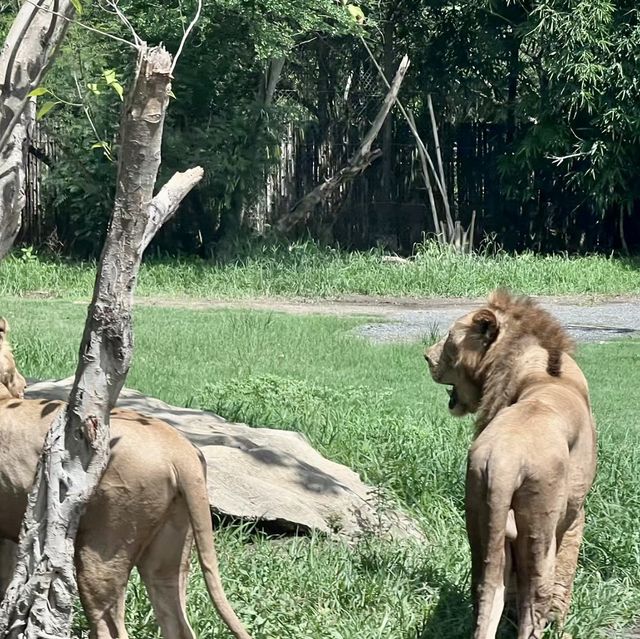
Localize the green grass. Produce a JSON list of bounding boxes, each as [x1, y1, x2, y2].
[[3, 298, 639, 638], [2, 240, 639, 300]]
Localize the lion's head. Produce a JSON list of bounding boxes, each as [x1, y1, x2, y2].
[[424, 306, 497, 417], [0, 318, 26, 399], [425, 289, 574, 425]]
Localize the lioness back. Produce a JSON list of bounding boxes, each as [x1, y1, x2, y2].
[[0, 398, 199, 543]]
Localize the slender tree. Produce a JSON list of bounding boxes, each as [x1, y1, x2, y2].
[[0, 0, 77, 258], [0, 4, 203, 636]]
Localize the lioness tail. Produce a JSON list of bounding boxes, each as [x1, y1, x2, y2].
[[178, 453, 253, 639]]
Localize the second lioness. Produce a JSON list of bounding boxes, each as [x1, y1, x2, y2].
[[425, 290, 596, 639], [0, 321, 251, 639]]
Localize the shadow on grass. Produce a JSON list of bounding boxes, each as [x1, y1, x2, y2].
[[404, 568, 518, 639], [412, 580, 472, 639]]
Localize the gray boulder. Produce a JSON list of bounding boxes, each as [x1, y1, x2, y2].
[[25, 378, 421, 542]]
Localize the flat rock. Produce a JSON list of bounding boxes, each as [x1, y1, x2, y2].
[[25, 378, 421, 542]]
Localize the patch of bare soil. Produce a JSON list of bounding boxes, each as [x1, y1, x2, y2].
[[135, 292, 640, 319]]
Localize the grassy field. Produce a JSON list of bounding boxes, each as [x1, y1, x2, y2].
[[3, 297, 639, 638], [2, 241, 639, 300]]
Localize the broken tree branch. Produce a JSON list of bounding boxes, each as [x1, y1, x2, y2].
[[277, 54, 410, 234], [361, 40, 447, 204], [0, 43, 203, 639], [362, 41, 473, 250], [406, 109, 439, 238]]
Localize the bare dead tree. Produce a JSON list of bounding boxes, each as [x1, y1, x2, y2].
[[362, 41, 475, 252], [0, 0, 77, 259], [0, 43, 203, 638], [276, 55, 410, 234]]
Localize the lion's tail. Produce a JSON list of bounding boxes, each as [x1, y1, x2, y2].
[[178, 451, 253, 639], [471, 465, 518, 639]]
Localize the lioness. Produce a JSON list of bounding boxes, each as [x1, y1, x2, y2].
[[425, 290, 596, 639], [0, 320, 251, 639]]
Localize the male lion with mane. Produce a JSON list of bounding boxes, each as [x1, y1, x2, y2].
[[0, 319, 251, 639], [425, 290, 596, 639]]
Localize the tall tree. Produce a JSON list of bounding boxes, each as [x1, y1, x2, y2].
[[0, 0, 76, 258], [0, 6, 205, 636]]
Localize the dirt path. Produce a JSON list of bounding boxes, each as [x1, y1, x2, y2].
[[137, 293, 640, 343]]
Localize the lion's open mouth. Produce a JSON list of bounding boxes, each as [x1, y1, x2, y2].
[[447, 386, 458, 410]]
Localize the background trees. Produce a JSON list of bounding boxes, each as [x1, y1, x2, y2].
[[4, 0, 640, 256]]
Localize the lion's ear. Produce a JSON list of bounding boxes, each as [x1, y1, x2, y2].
[[471, 309, 499, 346], [0, 318, 8, 340]]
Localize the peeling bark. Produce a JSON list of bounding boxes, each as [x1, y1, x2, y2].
[[0, 110, 27, 259], [0, 44, 203, 639]]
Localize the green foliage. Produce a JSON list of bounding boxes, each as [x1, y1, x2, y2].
[[519, 1, 640, 207], [6, 0, 640, 253], [24, 0, 359, 256]]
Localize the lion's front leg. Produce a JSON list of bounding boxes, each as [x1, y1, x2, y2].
[[550, 508, 585, 624]]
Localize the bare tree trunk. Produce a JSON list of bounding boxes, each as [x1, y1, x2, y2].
[[260, 57, 285, 106], [620, 204, 630, 256], [406, 110, 439, 236], [361, 42, 473, 251], [0, 44, 203, 639], [0, 0, 77, 259], [277, 55, 410, 234], [0, 111, 28, 259], [505, 34, 520, 145], [361, 44, 448, 231], [426, 94, 454, 235]]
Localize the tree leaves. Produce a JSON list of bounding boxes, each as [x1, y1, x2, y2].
[[36, 101, 59, 120], [70, 0, 83, 15], [28, 87, 50, 98], [90, 140, 114, 161], [102, 69, 124, 101], [346, 4, 365, 25]]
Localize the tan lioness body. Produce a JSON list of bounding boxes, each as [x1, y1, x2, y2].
[[0, 323, 251, 639], [425, 291, 596, 639]]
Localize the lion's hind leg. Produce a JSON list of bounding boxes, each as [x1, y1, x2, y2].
[[137, 498, 196, 639], [466, 463, 514, 639], [513, 492, 564, 639], [549, 508, 585, 624], [75, 546, 132, 639]]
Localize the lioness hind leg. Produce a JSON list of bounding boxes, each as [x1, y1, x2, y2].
[[137, 498, 196, 639], [549, 509, 585, 624], [76, 548, 132, 639]]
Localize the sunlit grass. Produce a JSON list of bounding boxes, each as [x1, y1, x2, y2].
[[1, 240, 639, 301], [2, 298, 638, 638]]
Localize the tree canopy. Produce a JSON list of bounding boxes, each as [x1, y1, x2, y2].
[[4, 0, 640, 255]]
